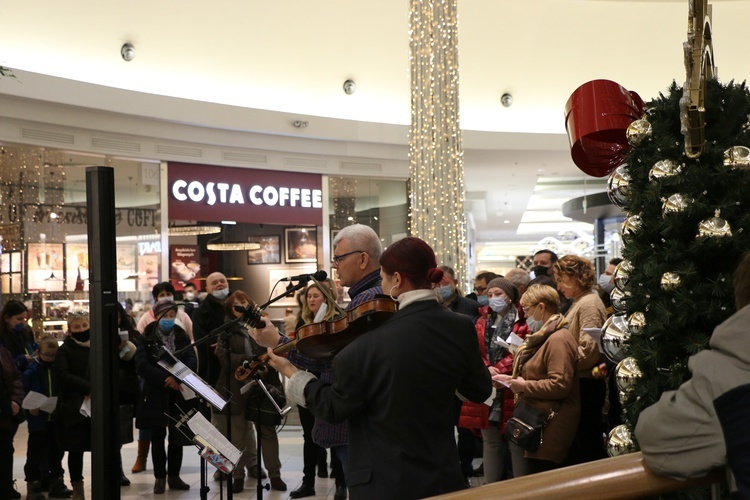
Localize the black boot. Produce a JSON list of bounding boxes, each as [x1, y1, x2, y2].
[[48, 478, 73, 499]]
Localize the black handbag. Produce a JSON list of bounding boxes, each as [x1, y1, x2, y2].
[[504, 400, 556, 452]]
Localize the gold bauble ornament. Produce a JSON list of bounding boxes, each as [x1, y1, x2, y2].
[[613, 259, 633, 292], [723, 146, 750, 169], [601, 314, 629, 364], [615, 357, 642, 393], [618, 389, 629, 406], [649, 159, 682, 180], [607, 165, 631, 209], [627, 311, 646, 335], [610, 287, 631, 313], [621, 214, 642, 241], [626, 119, 652, 146], [660, 272, 681, 291], [697, 209, 732, 239], [661, 193, 693, 215], [607, 425, 636, 457]]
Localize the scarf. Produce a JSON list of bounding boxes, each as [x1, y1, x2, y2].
[[511, 313, 568, 378]]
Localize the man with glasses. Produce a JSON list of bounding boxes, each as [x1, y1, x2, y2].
[[251, 224, 383, 500], [331, 224, 383, 309], [468, 272, 498, 307]]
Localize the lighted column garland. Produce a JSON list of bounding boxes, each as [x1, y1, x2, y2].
[[408, 0, 468, 276]]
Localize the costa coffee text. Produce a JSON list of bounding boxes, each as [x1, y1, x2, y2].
[[171, 180, 323, 209]]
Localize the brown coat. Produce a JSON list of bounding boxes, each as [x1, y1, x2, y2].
[[517, 327, 580, 463], [564, 290, 606, 374]]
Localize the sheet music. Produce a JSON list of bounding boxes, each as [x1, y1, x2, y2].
[[187, 411, 242, 465], [158, 348, 227, 411], [22, 391, 58, 413]]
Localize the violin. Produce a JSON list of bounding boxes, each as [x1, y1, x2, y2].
[[235, 295, 397, 381]]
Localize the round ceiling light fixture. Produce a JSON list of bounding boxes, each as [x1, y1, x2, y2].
[[501, 93, 513, 107], [121, 43, 136, 62], [343, 79, 356, 95]]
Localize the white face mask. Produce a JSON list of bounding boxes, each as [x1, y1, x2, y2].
[[488, 297, 507, 313], [598, 273, 614, 293], [211, 288, 230, 300], [184, 291, 196, 301]]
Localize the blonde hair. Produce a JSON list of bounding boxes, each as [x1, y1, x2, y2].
[[301, 282, 340, 325], [520, 284, 561, 314], [66, 310, 90, 328]]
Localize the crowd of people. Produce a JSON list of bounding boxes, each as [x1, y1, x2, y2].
[[2, 222, 737, 499]]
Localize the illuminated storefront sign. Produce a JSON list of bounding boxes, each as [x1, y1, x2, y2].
[[167, 162, 323, 226]]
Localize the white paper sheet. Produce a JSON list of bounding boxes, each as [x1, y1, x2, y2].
[[187, 411, 242, 465], [583, 327, 604, 354], [79, 398, 91, 417], [22, 391, 58, 413]]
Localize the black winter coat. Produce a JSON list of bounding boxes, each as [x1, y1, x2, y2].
[[134, 323, 197, 429], [192, 295, 225, 385], [53, 337, 91, 451]]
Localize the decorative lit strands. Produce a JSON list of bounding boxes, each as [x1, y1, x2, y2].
[[408, 0, 468, 277]]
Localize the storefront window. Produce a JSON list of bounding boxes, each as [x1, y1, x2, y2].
[[328, 176, 408, 248], [0, 144, 160, 338]]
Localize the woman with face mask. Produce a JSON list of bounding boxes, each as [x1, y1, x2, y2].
[[551, 255, 607, 465], [496, 284, 579, 477], [0, 299, 37, 373], [134, 299, 197, 494], [457, 277, 529, 485]]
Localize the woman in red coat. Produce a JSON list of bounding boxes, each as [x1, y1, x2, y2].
[[459, 277, 529, 483]]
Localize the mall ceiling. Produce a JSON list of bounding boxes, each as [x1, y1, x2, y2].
[[2, 0, 748, 248]]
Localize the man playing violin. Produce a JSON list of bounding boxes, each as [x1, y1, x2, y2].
[[252, 223, 384, 500], [259, 237, 492, 500]]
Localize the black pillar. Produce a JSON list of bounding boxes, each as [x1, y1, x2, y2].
[[86, 166, 120, 498]]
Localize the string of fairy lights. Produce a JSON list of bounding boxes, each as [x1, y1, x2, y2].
[[408, 0, 468, 279]]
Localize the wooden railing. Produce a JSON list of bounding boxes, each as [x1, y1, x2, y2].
[[431, 452, 725, 499]]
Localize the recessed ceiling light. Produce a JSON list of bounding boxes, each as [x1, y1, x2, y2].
[[504, 220, 510, 224]]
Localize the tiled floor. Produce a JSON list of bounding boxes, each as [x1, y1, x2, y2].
[[12, 421, 345, 499], [12, 419, 485, 499]]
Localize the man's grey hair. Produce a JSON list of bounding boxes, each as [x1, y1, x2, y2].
[[505, 268, 531, 289], [333, 224, 383, 261], [439, 265, 456, 280]]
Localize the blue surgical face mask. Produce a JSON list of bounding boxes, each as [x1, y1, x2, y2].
[[526, 317, 544, 333], [477, 295, 489, 307], [12, 323, 25, 333], [488, 297, 508, 313], [436, 285, 453, 300], [159, 318, 175, 331], [598, 273, 614, 293]]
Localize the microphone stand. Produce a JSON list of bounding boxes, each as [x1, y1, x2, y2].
[[175, 278, 309, 500]]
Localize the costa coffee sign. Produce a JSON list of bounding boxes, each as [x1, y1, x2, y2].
[[168, 162, 323, 226]]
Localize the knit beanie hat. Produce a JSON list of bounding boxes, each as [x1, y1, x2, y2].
[[153, 298, 176, 318], [486, 277, 519, 304]]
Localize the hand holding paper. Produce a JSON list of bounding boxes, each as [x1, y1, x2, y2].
[[492, 374, 512, 388]]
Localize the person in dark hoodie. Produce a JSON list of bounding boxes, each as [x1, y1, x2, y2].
[[23, 336, 73, 499]]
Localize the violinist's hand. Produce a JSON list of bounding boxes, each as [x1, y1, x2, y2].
[[250, 318, 282, 348], [266, 347, 299, 379]]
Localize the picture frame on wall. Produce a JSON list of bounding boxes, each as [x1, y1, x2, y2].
[[247, 235, 281, 264], [285, 227, 317, 263]]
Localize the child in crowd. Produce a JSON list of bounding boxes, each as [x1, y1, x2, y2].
[[54, 311, 93, 500], [23, 336, 73, 499]]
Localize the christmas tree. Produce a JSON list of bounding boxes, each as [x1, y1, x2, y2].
[[607, 79, 750, 435]]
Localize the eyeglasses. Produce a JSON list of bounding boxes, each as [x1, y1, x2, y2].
[[523, 304, 539, 314], [332, 250, 364, 265], [473, 286, 487, 294]]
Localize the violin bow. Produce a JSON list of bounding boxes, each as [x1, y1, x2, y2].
[[309, 274, 347, 318]]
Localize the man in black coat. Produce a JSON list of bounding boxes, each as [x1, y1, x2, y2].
[[437, 265, 480, 322], [192, 272, 230, 385]]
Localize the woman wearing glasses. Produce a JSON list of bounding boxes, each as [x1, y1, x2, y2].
[[264, 237, 492, 499], [496, 284, 579, 477]]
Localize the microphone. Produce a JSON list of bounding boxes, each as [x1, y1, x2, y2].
[[279, 270, 328, 282]]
